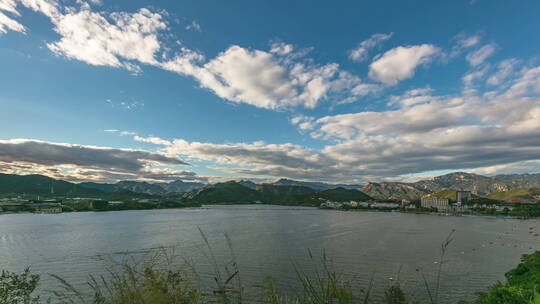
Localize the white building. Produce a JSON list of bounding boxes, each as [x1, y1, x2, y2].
[[371, 202, 400, 208], [321, 201, 343, 209], [421, 197, 449, 211], [346, 201, 359, 207]]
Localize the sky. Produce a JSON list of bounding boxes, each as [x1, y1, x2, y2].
[[0, 0, 539, 184]]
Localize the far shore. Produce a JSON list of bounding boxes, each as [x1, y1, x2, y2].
[[2, 203, 539, 220]]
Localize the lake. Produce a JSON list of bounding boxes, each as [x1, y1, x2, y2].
[[1, 205, 539, 303]]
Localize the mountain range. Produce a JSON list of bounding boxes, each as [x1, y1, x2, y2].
[[359, 172, 540, 200], [1, 172, 540, 202], [180, 181, 372, 205], [269, 178, 362, 190], [80, 180, 206, 195]]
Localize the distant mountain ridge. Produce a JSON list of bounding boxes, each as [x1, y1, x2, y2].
[[361, 172, 540, 200], [181, 182, 372, 205], [270, 178, 362, 190], [413, 172, 540, 196], [1, 172, 539, 202], [80, 180, 206, 195], [0, 173, 152, 199], [360, 182, 428, 200]]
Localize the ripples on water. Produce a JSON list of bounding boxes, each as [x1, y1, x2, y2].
[[0, 205, 539, 303]]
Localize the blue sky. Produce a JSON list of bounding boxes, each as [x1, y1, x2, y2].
[[0, 0, 539, 184]]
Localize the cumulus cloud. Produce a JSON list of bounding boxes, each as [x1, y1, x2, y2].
[[348, 32, 393, 62], [124, 63, 540, 184], [5, 0, 378, 110], [162, 44, 379, 109], [4, 60, 540, 184], [4, 0, 167, 72], [0, 139, 195, 183], [466, 43, 496, 67], [0, 0, 25, 34], [369, 44, 440, 85]]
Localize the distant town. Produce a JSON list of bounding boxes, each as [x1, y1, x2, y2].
[[320, 189, 540, 218]]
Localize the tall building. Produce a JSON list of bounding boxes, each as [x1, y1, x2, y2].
[[421, 197, 449, 211], [456, 191, 472, 205]]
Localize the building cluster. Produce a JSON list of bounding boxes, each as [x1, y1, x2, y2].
[[320, 189, 525, 214], [321, 200, 400, 209], [0, 198, 63, 213], [420, 191, 473, 212]]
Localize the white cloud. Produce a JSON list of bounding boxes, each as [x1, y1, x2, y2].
[[185, 20, 200, 31], [0, 0, 19, 15], [487, 58, 520, 86], [7, 0, 167, 71], [162, 44, 378, 109], [0, 11, 24, 33], [449, 33, 481, 58], [270, 42, 294, 56], [104, 129, 137, 136], [133, 135, 171, 146], [0, 0, 25, 34], [388, 87, 436, 107], [466, 43, 496, 67], [6, 0, 379, 110], [290, 115, 316, 131], [348, 32, 393, 62], [48, 7, 166, 71], [129, 71, 540, 183], [369, 44, 440, 85]]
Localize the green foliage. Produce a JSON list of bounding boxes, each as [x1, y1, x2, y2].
[[52, 252, 202, 304], [384, 285, 408, 304], [466, 251, 540, 304], [314, 188, 372, 203], [183, 182, 372, 206], [0, 268, 41, 304]]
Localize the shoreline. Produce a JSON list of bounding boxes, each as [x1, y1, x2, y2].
[[321, 206, 539, 219], [2, 203, 539, 220]]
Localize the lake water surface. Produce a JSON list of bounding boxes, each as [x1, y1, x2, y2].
[[1, 205, 539, 303]]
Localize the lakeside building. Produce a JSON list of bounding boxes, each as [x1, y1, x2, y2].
[[33, 203, 62, 214], [456, 191, 472, 204], [0, 203, 25, 212], [321, 200, 401, 209], [371, 202, 400, 208], [421, 197, 449, 211], [321, 201, 343, 209], [401, 199, 411, 207]]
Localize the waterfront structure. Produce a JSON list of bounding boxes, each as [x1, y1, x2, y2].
[[371, 202, 400, 208], [421, 197, 449, 211], [347, 201, 359, 207], [321, 201, 343, 209], [34, 203, 62, 214], [456, 191, 472, 204], [401, 199, 411, 207], [0, 203, 25, 212]]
